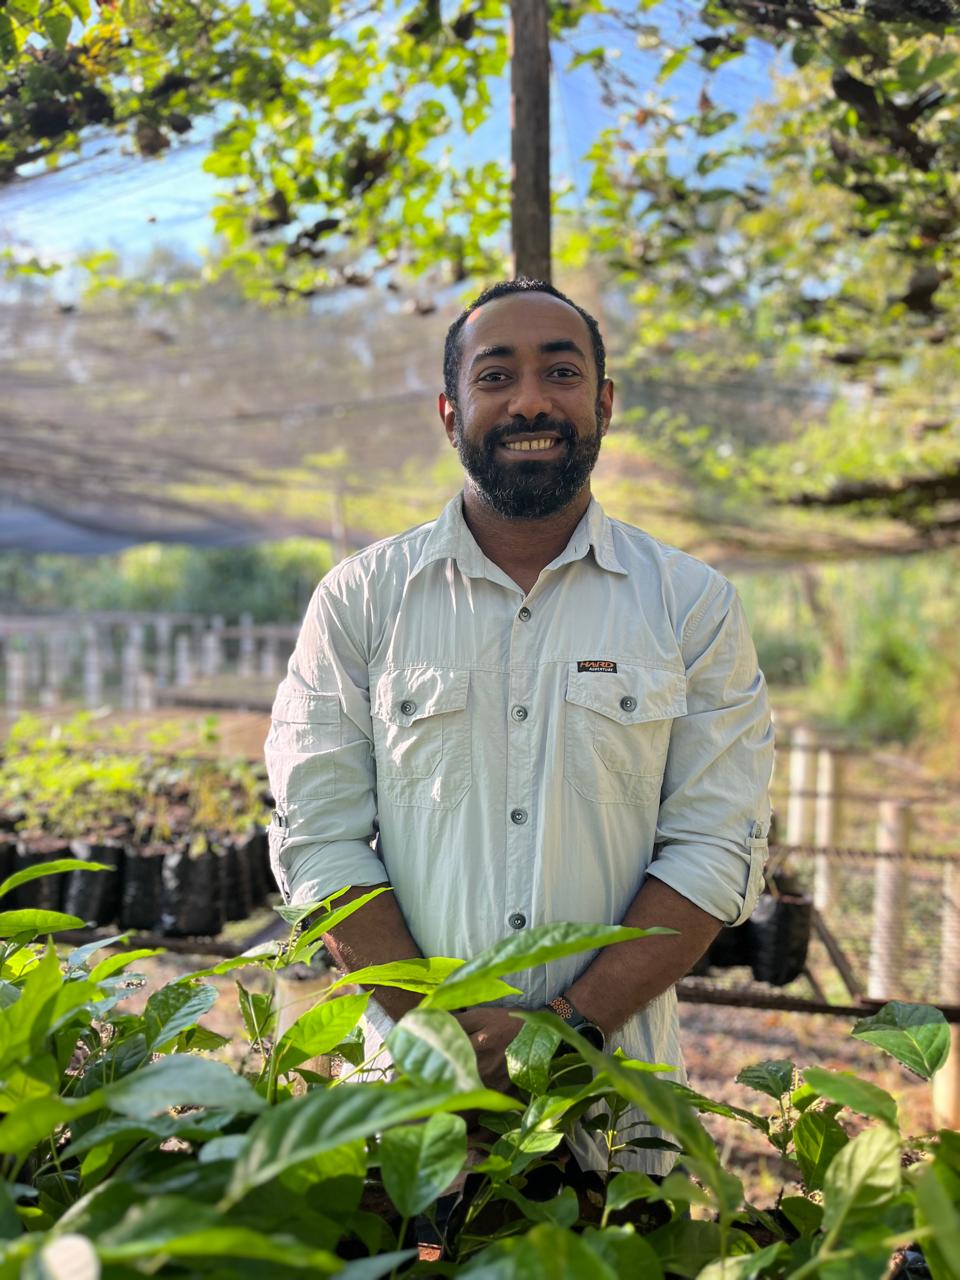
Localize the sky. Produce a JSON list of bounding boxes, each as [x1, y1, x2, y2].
[[0, 4, 778, 278]]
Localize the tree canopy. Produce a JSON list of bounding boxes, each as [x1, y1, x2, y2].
[[2, 0, 960, 551]]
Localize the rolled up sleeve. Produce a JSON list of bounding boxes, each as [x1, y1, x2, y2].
[[264, 576, 387, 906], [645, 579, 774, 926]]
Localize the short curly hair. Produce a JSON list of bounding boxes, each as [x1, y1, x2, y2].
[[442, 278, 606, 404]]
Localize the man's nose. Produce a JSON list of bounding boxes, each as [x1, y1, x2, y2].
[[507, 373, 552, 421]]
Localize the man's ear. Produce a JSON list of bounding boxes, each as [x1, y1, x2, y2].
[[599, 378, 614, 436], [438, 392, 458, 446]]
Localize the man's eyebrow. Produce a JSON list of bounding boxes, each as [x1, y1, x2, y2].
[[469, 339, 587, 368]]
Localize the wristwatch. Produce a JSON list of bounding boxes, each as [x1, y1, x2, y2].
[[548, 994, 606, 1053]]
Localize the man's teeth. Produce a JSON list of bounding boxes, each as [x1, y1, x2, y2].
[[503, 438, 557, 452]]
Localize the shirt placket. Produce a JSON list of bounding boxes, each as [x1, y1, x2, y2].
[[502, 593, 538, 938]]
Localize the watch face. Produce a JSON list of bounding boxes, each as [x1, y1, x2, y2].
[[579, 1023, 605, 1052]]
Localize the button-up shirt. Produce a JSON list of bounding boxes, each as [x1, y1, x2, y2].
[[265, 494, 774, 1174]]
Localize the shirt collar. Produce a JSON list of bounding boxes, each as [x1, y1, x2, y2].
[[411, 492, 628, 580]]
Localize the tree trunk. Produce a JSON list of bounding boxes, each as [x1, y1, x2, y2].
[[510, 1, 551, 281]]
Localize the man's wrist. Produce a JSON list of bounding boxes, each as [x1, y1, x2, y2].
[[547, 994, 606, 1052]]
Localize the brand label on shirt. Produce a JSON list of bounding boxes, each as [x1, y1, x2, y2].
[[577, 659, 618, 673]]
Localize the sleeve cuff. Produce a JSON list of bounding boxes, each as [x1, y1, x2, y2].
[[269, 830, 389, 906], [646, 833, 768, 927]]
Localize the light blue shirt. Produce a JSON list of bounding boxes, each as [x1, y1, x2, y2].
[[266, 494, 774, 1172]]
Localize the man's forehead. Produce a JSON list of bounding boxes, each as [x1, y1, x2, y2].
[[463, 291, 590, 349]]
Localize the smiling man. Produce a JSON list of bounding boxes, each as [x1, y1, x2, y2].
[[265, 278, 774, 1177]]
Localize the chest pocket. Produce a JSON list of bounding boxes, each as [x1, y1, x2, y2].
[[564, 664, 686, 805], [372, 666, 471, 809]]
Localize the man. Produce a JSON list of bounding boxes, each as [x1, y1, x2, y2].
[[265, 278, 774, 1175]]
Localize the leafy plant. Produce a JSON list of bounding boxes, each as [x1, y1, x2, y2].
[[0, 861, 957, 1276]]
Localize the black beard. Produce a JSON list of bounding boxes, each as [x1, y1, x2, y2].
[[453, 411, 603, 520]]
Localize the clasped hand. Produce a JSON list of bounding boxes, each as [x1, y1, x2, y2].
[[455, 1006, 525, 1093]]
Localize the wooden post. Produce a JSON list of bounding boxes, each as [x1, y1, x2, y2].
[[174, 634, 194, 687], [934, 861, 960, 1127], [510, 0, 551, 281], [238, 613, 256, 679], [82, 626, 103, 708], [259, 638, 280, 680], [154, 616, 173, 688], [136, 673, 156, 712], [786, 726, 815, 846], [121, 637, 141, 712], [814, 748, 842, 914], [201, 629, 222, 679], [867, 800, 910, 1001], [5, 649, 26, 713]]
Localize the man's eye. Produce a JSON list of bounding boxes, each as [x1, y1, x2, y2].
[[477, 370, 507, 382], [551, 366, 580, 378]]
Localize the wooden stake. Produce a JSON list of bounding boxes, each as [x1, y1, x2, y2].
[[814, 748, 842, 913], [786, 726, 815, 846], [510, 0, 551, 281], [867, 800, 910, 1001]]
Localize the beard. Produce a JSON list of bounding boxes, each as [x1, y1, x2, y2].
[[453, 410, 604, 520]]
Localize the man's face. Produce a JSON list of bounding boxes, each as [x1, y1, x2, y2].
[[439, 292, 614, 520]]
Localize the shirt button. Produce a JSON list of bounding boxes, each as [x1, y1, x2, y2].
[[620, 695, 637, 712], [510, 807, 528, 825], [518, 606, 531, 621], [399, 699, 416, 715], [511, 705, 528, 722], [509, 912, 527, 930]]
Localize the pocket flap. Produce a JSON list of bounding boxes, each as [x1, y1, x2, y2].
[[565, 663, 686, 725], [271, 684, 339, 724], [374, 667, 469, 724]]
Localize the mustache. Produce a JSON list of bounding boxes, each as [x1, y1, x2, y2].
[[485, 417, 576, 448]]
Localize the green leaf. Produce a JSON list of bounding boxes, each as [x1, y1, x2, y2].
[[803, 1067, 899, 1128], [274, 992, 369, 1073], [288, 886, 391, 962], [779, 1195, 823, 1238], [0, 858, 111, 901], [606, 1170, 662, 1212], [88, 947, 164, 982], [460, 1221, 618, 1277], [95, 1195, 340, 1269], [697, 1242, 787, 1280], [180, 942, 281, 980], [0, 910, 85, 938], [735, 1060, 794, 1100], [430, 922, 671, 1008], [379, 1112, 467, 1217], [144, 982, 218, 1050], [644, 1220, 732, 1278], [328, 956, 465, 997], [103, 1054, 266, 1118], [580, 1226, 664, 1278], [671, 1084, 769, 1135], [658, 47, 689, 84], [224, 1081, 517, 1204], [0, 1092, 104, 1160], [387, 1007, 485, 1092], [913, 1160, 960, 1280], [0, 1180, 20, 1241], [237, 980, 275, 1044], [42, 10, 72, 49], [505, 1018, 561, 1094], [793, 1109, 849, 1192], [517, 1011, 717, 1168], [821, 1125, 902, 1236], [493, 1183, 580, 1228], [67, 934, 131, 968], [851, 1002, 951, 1081]]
